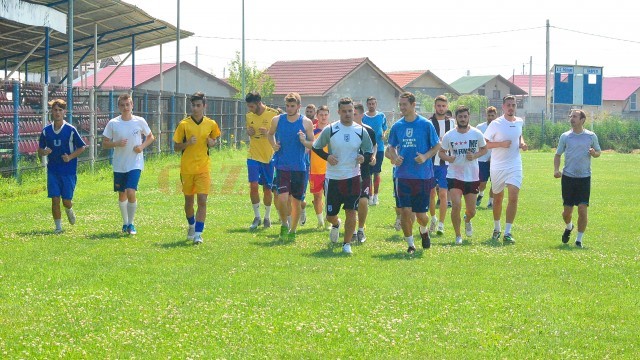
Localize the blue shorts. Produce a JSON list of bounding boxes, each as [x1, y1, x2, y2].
[[114, 169, 141, 192], [47, 173, 77, 200], [247, 159, 274, 187], [371, 150, 385, 174], [395, 178, 434, 213], [479, 161, 490, 182], [434, 165, 448, 189]]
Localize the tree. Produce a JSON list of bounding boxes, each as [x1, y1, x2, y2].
[[226, 51, 275, 100], [414, 91, 434, 115], [448, 94, 489, 121]]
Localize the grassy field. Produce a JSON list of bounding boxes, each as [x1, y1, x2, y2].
[[1, 149, 639, 359]]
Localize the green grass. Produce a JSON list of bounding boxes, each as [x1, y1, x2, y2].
[[1, 150, 639, 358]]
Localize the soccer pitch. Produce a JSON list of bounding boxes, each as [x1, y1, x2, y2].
[[1, 150, 638, 358]]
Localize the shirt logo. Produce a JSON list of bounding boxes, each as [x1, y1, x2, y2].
[[54, 139, 61, 147], [406, 128, 413, 138], [344, 134, 350, 142]]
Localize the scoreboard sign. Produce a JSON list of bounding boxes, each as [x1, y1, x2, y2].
[[553, 64, 603, 106]]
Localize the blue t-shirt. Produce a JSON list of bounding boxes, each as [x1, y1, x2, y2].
[[274, 114, 307, 171], [38, 122, 86, 175], [387, 115, 439, 180], [363, 112, 387, 152]]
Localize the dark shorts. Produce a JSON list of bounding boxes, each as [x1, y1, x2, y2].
[[479, 161, 490, 182], [562, 175, 591, 206], [433, 165, 448, 189], [395, 178, 434, 213], [447, 178, 480, 195], [47, 173, 77, 199], [247, 159, 274, 187], [114, 169, 141, 192], [371, 150, 385, 174], [360, 174, 372, 199], [275, 170, 307, 200], [325, 176, 361, 216]]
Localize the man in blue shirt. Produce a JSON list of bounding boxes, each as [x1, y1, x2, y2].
[[387, 92, 441, 253], [38, 99, 87, 233], [363, 96, 388, 206]]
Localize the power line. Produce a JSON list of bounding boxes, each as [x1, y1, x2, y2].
[[552, 26, 640, 45], [192, 26, 543, 43]]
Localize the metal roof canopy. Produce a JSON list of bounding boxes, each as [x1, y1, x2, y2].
[[0, 0, 193, 76]]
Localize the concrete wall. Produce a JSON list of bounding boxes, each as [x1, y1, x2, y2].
[[471, 79, 511, 101], [140, 67, 236, 98], [327, 64, 400, 113]]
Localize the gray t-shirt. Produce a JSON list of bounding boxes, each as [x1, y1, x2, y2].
[[556, 129, 601, 178], [313, 121, 373, 180]]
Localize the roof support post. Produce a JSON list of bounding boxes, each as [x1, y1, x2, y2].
[[4, 36, 46, 80], [66, 0, 74, 125], [131, 34, 136, 90]]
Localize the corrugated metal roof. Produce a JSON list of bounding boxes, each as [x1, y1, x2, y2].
[[74, 63, 175, 89], [509, 75, 549, 97], [265, 58, 368, 95], [386, 71, 425, 88], [602, 77, 640, 101], [0, 0, 193, 73]]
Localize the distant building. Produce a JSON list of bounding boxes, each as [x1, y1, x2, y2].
[[75, 61, 237, 98], [509, 74, 548, 115], [386, 70, 459, 98], [264, 57, 403, 114], [450, 75, 527, 108], [602, 77, 640, 114]]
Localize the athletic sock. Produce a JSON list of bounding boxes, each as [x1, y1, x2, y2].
[[127, 201, 137, 226], [252, 203, 261, 218], [358, 227, 364, 232], [566, 222, 573, 230], [265, 205, 272, 219], [479, 191, 484, 197], [187, 215, 195, 226], [195, 221, 205, 237], [54, 219, 62, 230], [405, 235, 415, 248], [419, 225, 428, 234], [317, 213, 324, 223], [577, 232, 584, 242], [438, 221, 444, 227], [488, 198, 493, 205], [119, 200, 129, 225], [505, 223, 513, 234], [494, 220, 501, 232], [287, 215, 292, 227]]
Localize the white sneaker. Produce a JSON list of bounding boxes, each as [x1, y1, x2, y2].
[[54, 228, 63, 234], [66, 209, 76, 225], [429, 216, 437, 233], [368, 197, 374, 206], [342, 243, 353, 254], [330, 219, 341, 243], [436, 222, 445, 235], [372, 194, 379, 206], [394, 217, 402, 231], [455, 236, 463, 245], [187, 226, 195, 240], [249, 217, 261, 230], [193, 234, 203, 245], [357, 229, 366, 243], [465, 221, 473, 237], [316, 220, 325, 229], [300, 210, 307, 226]]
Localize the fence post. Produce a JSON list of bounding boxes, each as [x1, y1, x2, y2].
[[234, 100, 239, 149], [169, 94, 175, 152], [157, 91, 162, 153], [12, 81, 20, 181], [108, 90, 114, 164], [41, 83, 49, 169], [89, 86, 95, 171]]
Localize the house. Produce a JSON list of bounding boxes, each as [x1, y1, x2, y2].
[[450, 75, 527, 108], [264, 57, 404, 114], [386, 70, 460, 98], [602, 77, 640, 114], [509, 74, 548, 115], [75, 61, 238, 98]]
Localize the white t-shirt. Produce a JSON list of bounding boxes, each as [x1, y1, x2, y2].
[[483, 116, 524, 171], [103, 115, 152, 172], [433, 118, 456, 165], [313, 121, 373, 180], [441, 127, 487, 182], [475, 121, 492, 162]]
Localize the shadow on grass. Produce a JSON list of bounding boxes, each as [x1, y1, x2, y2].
[[385, 234, 405, 243], [553, 244, 588, 251], [306, 243, 351, 258], [154, 240, 193, 248], [85, 232, 126, 240], [16, 229, 62, 237], [372, 250, 424, 261], [480, 237, 510, 247]]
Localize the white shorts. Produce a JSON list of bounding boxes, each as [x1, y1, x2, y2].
[[490, 168, 522, 194]]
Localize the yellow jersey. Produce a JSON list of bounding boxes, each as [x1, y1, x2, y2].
[[310, 125, 328, 175], [173, 116, 221, 174], [246, 106, 279, 163]]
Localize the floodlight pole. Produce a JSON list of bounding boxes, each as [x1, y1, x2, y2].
[[176, 0, 181, 94], [545, 19, 550, 120], [242, 0, 246, 99], [67, 0, 74, 125]]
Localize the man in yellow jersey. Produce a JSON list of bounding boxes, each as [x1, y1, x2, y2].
[[173, 92, 221, 245], [309, 105, 330, 229], [245, 91, 280, 230]]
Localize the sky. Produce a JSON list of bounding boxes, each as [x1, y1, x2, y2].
[[124, 0, 640, 83]]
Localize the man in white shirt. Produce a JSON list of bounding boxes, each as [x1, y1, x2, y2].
[[439, 105, 487, 245], [102, 93, 155, 235], [483, 95, 527, 243], [312, 97, 373, 254]]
